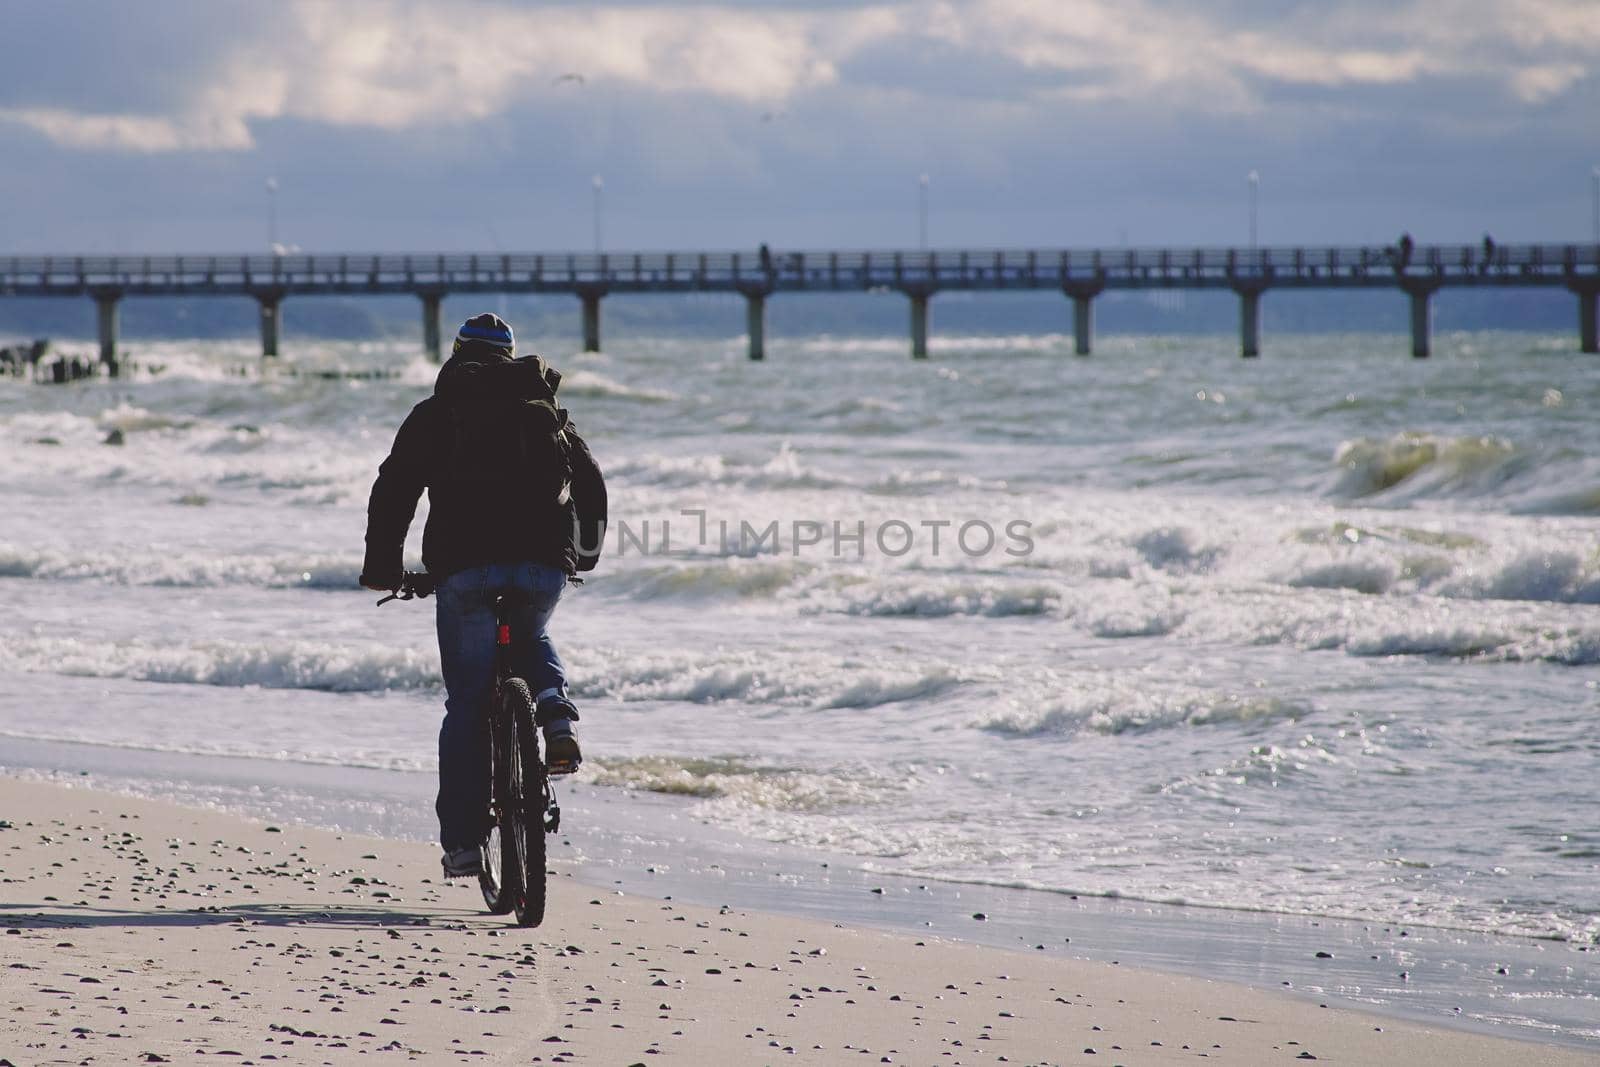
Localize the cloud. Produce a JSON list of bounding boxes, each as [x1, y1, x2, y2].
[[2, 0, 1593, 156], [0, 1, 905, 152], [0, 107, 248, 152], [0, 0, 1593, 270], [1506, 62, 1587, 104]]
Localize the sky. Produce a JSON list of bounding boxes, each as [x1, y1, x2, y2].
[[1, 0, 1597, 254]]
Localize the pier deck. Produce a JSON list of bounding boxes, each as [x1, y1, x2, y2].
[[3, 243, 1597, 361]]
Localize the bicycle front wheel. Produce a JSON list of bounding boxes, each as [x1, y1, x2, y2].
[[479, 689, 517, 915], [501, 678, 548, 928]]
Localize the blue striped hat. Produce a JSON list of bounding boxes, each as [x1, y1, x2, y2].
[[454, 312, 514, 353]]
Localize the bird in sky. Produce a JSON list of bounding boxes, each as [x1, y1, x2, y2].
[[552, 72, 586, 86]]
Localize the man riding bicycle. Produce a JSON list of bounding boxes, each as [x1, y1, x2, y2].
[[360, 313, 607, 878]]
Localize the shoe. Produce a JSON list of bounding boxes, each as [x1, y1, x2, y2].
[[544, 720, 582, 776], [441, 846, 484, 879]]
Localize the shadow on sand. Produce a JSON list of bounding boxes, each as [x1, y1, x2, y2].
[[0, 900, 479, 932]]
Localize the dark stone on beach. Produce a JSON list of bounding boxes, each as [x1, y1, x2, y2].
[[1314, 951, 1332, 959], [972, 913, 987, 921], [103, 428, 125, 446]]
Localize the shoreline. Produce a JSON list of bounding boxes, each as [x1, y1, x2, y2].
[[3, 745, 1598, 1059], [4, 775, 1597, 1065]]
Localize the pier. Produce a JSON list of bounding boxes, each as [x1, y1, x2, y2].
[[3, 243, 1597, 362]]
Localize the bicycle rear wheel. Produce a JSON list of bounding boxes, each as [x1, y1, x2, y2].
[[501, 678, 548, 928], [479, 695, 518, 915]]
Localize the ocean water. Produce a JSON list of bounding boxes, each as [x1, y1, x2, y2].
[[2, 329, 1598, 958]]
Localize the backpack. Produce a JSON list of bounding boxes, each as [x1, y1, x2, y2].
[[438, 357, 573, 507]]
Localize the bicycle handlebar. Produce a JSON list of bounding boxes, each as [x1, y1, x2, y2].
[[375, 570, 436, 605]]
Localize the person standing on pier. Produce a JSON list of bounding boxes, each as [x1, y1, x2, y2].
[[360, 313, 607, 878]]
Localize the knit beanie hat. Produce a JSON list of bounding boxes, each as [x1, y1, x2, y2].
[[453, 312, 514, 356]]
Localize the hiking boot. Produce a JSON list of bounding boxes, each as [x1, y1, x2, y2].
[[537, 695, 583, 776], [441, 845, 484, 879], [544, 719, 582, 776]]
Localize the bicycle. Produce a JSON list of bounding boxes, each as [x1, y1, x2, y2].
[[379, 571, 560, 928]]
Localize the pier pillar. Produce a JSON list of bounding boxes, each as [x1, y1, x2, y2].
[[1232, 282, 1267, 358], [1570, 281, 1599, 354], [256, 290, 284, 358], [92, 289, 121, 365], [1401, 280, 1440, 359], [1063, 280, 1104, 356], [419, 289, 445, 363], [906, 287, 934, 359], [744, 290, 768, 361], [577, 287, 606, 353]]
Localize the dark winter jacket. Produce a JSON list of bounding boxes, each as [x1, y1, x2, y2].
[[361, 349, 607, 584]]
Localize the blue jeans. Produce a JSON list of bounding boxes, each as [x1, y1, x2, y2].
[[434, 561, 568, 851]]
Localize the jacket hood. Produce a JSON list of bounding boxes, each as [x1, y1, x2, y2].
[[434, 350, 561, 404]]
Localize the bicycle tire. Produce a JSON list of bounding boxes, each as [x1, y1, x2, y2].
[[502, 678, 548, 928], [479, 690, 518, 915]]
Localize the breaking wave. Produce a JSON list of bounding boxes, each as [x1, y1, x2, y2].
[[600, 559, 814, 600], [1328, 432, 1600, 513], [2, 635, 439, 692], [828, 577, 1060, 618], [584, 754, 895, 812], [1331, 432, 1520, 498], [0, 632, 985, 708], [558, 368, 678, 403], [605, 443, 845, 491], [977, 681, 1311, 737], [0, 545, 361, 590]]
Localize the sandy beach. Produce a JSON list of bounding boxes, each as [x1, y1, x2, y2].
[[0, 777, 1591, 1066]]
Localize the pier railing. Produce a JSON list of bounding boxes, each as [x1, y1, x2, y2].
[[3, 243, 1597, 360], [4, 243, 1599, 295]]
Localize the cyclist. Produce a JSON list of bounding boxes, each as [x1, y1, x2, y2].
[[361, 313, 607, 878]]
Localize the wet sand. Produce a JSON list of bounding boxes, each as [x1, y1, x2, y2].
[[2, 777, 1594, 1065]]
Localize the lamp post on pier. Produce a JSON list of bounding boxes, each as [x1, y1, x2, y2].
[[1247, 169, 1259, 251], [1591, 165, 1599, 246], [918, 173, 929, 251], [592, 174, 604, 254], [265, 177, 279, 254]]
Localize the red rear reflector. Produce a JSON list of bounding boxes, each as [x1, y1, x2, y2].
[[496, 624, 511, 646]]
